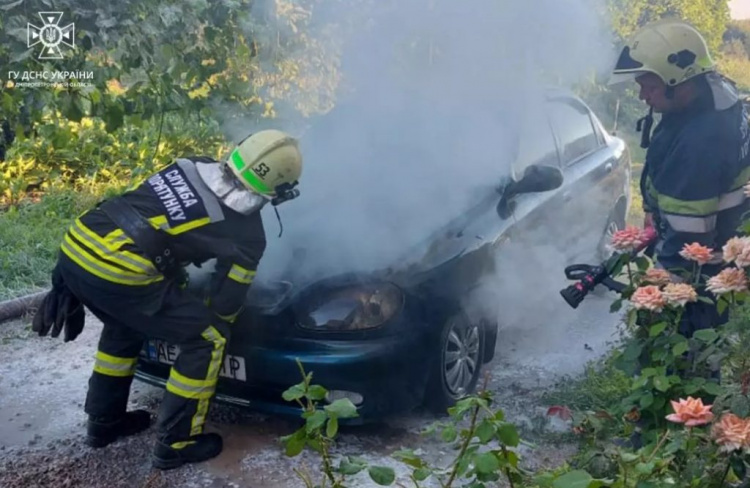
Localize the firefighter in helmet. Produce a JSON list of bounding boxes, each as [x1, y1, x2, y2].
[[33, 130, 303, 469], [610, 21, 750, 340]]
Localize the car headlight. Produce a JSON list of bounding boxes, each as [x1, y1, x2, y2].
[[296, 282, 404, 331]]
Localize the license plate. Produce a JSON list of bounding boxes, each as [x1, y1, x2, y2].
[[141, 339, 247, 382]]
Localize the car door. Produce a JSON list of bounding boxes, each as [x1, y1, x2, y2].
[[489, 99, 571, 310], [546, 96, 619, 264]]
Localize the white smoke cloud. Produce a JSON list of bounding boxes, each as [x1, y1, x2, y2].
[[248, 0, 618, 303]]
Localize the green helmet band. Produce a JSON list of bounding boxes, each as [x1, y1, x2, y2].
[[231, 148, 271, 195]]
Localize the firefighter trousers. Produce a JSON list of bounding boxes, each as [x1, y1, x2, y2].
[[56, 254, 230, 444]]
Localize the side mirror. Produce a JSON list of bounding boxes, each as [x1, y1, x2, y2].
[[511, 164, 563, 194], [497, 164, 563, 218]]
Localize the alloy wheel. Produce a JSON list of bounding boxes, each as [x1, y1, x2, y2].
[[442, 316, 481, 396]]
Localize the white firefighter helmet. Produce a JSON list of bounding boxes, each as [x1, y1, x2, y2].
[[227, 130, 303, 197], [609, 19, 716, 87]]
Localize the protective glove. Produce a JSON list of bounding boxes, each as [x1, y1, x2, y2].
[[31, 266, 86, 342]]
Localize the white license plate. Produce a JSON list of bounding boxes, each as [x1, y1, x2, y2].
[[142, 340, 247, 382]]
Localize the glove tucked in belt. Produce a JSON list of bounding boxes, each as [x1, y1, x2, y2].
[[32, 266, 85, 342]]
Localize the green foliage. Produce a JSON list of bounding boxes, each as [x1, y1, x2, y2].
[[0, 113, 227, 207], [605, 0, 730, 52], [542, 357, 632, 414], [0, 188, 99, 300], [0, 0, 340, 130], [280, 359, 394, 488]]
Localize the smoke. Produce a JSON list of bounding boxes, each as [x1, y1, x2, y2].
[[249, 0, 618, 302]]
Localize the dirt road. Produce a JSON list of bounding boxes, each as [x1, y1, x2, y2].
[[0, 290, 620, 487]]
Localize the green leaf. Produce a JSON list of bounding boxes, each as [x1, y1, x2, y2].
[[324, 398, 358, 419], [305, 410, 327, 433], [450, 397, 475, 418], [641, 368, 657, 377], [718, 298, 729, 316], [368, 466, 396, 486], [731, 455, 747, 480], [282, 383, 305, 402], [693, 329, 719, 343], [339, 457, 367, 475], [649, 322, 667, 337], [307, 385, 327, 401], [703, 381, 723, 396], [672, 341, 689, 356], [441, 425, 458, 443], [474, 452, 500, 474], [610, 298, 623, 313], [326, 416, 339, 438], [103, 103, 125, 132], [635, 461, 655, 474], [623, 341, 643, 361], [392, 449, 424, 469], [414, 467, 432, 481], [553, 470, 594, 488], [280, 428, 306, 457], [698, 296, 714, 305], [731, 395, 750, 418], [475, 419, 496, 444], [497, 424, 520, 447], [640, 393, 654, 409], [653, 376, 670, 392], [620, 452, 640, 463]]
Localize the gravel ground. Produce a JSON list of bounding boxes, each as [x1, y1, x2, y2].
[[0, 288, 620, 487]]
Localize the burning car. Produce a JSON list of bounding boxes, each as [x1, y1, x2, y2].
[[134, 89, 631, 421]]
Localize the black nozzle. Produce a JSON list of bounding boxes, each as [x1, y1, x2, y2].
[[560, 265, 607, 308], [560, 284, 586, 309]]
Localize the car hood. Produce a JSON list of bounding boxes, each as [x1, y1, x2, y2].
[[186, 182, 513, 316]]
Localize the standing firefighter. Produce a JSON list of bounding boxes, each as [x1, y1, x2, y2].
[[32, 130, 303, 469], [609, 20, 750, 339]]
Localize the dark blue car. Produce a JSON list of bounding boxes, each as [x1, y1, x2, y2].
[[135, 89, 631, 422]]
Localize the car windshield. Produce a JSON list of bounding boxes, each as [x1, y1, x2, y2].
[[254, 96, 527, 290]]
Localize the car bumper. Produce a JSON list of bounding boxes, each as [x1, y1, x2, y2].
[[134, 325, 434, 423]]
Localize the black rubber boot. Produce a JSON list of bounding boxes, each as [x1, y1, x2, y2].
[[86, 409, 152, 448], [152, 433, 223, 470]]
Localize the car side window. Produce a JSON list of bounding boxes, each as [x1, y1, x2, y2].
[[511, 111, 560, 180], [548, 100, 601, 166]]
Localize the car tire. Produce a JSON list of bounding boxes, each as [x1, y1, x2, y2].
[[424, 311, 485, 414], [596, 203, 627, 262]]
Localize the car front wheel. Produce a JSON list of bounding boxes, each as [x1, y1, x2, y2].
[[425, 311, 484, 413]]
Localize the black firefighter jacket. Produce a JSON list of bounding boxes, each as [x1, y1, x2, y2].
[[59, 157, 266, 322], [640, 73, 750, 275]]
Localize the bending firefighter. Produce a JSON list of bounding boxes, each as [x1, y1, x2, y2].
[[609, 20, 750, 340], [32, 130, 303, 469]]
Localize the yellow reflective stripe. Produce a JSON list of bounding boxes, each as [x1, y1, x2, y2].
[[71, 220, 157, 274], [148, 215, 210, 236], [166, 373, 215, 400], [731, 166, 750, 191], [93, 351, 137, 377], [168, 217, 210, 235], [170, 368, 212, 388], [657, 193, 718, 217], [228, 264, 255, 284], [216, 309, 242, 324], [105, 230, 133, 249], [61, 234, 164, 286], [170, 441, 197, 450], [150, 215, 169, 229], [191, 326, 226, 436]]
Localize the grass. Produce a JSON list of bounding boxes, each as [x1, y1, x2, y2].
[[0, 189, 100, 301], [541, 353, 631, 413]]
